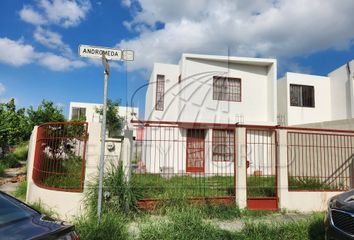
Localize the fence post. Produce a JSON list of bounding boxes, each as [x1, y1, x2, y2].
[[123, 129, 134, 181], [277, 129, 289, 209], [236, 127, 247, 209]]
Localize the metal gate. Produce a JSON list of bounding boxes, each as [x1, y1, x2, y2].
[[246, 128, 278, 210]]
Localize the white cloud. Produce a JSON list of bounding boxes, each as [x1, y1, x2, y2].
[[0, 83, 5, 96], [33, 27, 72, 56], [19, 5, 46, 25], [37, 53, 86, 71], [119, 0, 354, 71], [19, 0, 91, 28], [0, 37, 86, 71], [0, 38, 36, 66], [38, 0, 91, 28]]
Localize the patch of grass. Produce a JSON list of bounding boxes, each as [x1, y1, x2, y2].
[[241, 212, 325, 240], [75, 212, 128, 240], [29, 200, 58, 218], [152, 197, 273, 221], [289, 177, 338, 191], [138, 207, 240, 240], [15, 180, 27, 200], [37, 154, 83, 190]]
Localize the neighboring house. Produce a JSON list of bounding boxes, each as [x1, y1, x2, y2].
[[277, 60, 354, 126], [69, 101, 139, 136], [142, 53, 277, 174]]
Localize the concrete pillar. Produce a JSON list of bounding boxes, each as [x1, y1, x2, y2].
[[26, 126, 38, 203], [123, 129, 134, 180], [277, 129, 289, 209], [236, 127, 247, 209]]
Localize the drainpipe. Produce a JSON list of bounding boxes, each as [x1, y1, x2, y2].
[[346, 62, 354, 118]]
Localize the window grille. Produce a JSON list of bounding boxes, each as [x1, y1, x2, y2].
[[155, 74, 165, 111], [212, 129, 235, 162], [213, 76, 241, 102]]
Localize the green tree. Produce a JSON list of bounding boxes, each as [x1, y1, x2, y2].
[[95, 99, 124, 138], [0, 99, 30, 154], [27, 100, 66, 130]]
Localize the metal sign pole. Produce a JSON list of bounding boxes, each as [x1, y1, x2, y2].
[[78, 44, 134, 220], [97, 55, 110, 221]]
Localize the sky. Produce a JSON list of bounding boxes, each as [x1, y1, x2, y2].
[[0, 0, 353, 118]]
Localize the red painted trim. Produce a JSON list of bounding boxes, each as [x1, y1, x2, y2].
[[132, 120, 354, 134], [247, 198, 277, 211]]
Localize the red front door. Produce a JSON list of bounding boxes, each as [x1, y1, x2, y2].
[[186, 129, 205, 173]]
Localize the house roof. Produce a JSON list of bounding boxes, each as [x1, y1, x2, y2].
[[181, 53, 276, 67]]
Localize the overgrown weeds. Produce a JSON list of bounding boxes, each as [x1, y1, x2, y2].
[[15, 180, 27, 200], [84, 160, 140, 217], [75, 211, 128, 240], [29, 200, 58, 218]]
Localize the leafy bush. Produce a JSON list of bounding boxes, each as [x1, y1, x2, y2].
[[12, 142, 28, 161], [0, 162, 6, 175], [75, 212, 128, 240]]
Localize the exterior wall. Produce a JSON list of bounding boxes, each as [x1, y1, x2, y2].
[[26, 123, 124, 220], [179, 57, 276, 124], [145, 54, 277, 125], [69, 102, 139, 127], [144, 63, 180, 121], [328, 60, 354, 120], [277, 77, 287, 125], [281, 72, 332, 126], [294, 118, 354, 131]]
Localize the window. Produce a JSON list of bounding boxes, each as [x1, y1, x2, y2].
[[212, 129, 235, 162], [155, 74, 165, 111], [71, 107, 86, 120], [290, 84, 315, 107], [213, 76, 241, 102]]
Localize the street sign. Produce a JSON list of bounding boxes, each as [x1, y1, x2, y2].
[[122, 50, 134, 61], [79, 44, 134, 61], [78, 44, 134, 221], [79, 44, 122, 61]]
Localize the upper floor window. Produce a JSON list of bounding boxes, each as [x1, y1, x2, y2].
[[156, 74, 165, 111], [213, 76, 241, 102], [290, 84, 315, 107], [71, 107, 86, 120]]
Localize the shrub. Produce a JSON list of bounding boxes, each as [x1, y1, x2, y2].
[[0, 162, 6, 175], [75, 212, 128, 240], [84, 160, 140, 216], [12, 142, 28, 161]]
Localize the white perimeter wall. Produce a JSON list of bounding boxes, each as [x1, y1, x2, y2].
[[26, 123, 124, 220]]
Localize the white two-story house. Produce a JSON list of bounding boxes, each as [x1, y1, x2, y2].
[[142, 53, 277, 175]]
